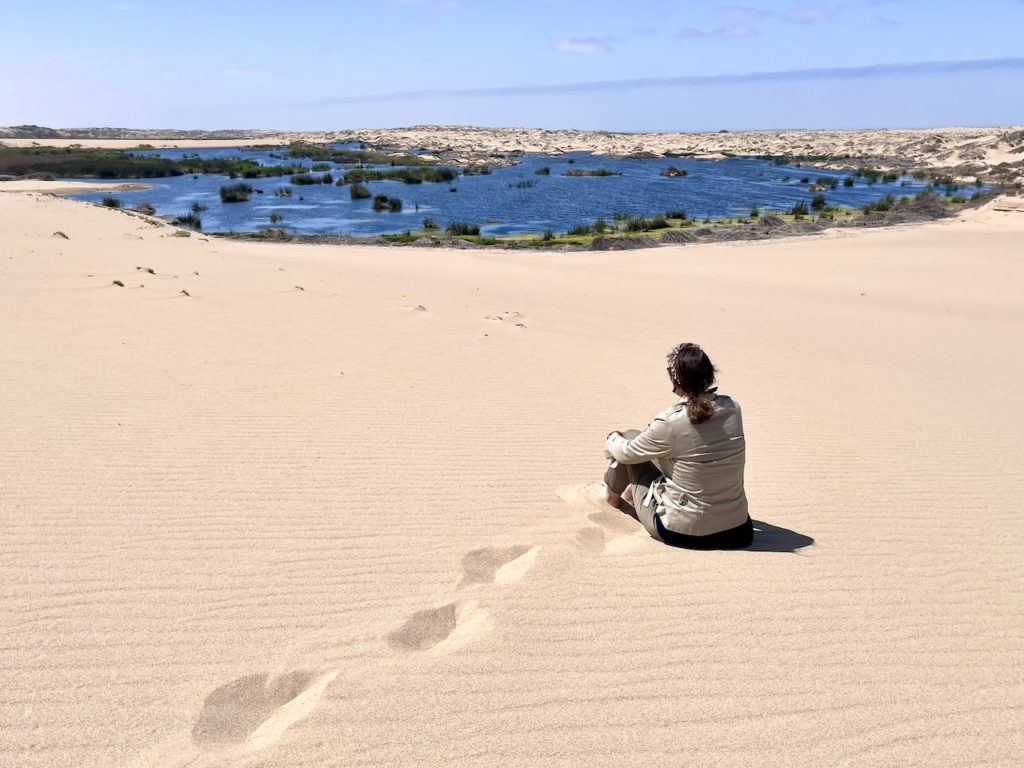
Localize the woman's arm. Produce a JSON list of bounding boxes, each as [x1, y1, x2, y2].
[[605, 417, 673, 464]]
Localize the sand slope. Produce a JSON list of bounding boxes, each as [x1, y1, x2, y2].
[[1, 190, 1022, 767]]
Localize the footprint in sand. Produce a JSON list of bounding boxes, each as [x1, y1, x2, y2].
[[557, 483, 650, 554], [483, 310, 526, 327], [387, 601, 489, 654], [459, 545, 539, 588], [192, 669, 339, 753]]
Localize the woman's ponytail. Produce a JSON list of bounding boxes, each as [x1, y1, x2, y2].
[[686, 392, 716, 425]]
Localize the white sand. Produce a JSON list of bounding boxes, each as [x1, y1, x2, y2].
[[2, 188, 1022, 767], [4, 125, 1023, 181]]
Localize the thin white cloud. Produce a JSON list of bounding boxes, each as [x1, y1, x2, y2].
[[553, 36, 614, 54], [299, 58, 1024, 105], [785, 5, 834, 24], [679, 23, 757, 39], [719, 4, 769, 22]]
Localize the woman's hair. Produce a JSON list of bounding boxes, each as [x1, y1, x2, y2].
[[666, 343, 717, 424]]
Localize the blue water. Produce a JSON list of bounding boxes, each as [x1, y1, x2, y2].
[[70, 144, 938, 236]]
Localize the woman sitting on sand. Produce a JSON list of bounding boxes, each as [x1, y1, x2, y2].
[[604, 343, 752, 549]]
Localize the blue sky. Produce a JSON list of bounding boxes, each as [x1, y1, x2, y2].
[[1, 0, 1022, 130]]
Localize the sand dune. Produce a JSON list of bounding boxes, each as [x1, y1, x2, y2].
[[4, 124, 1023, 182], [1, 188, 1022, 767]]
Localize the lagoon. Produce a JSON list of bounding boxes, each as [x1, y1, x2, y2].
[[70, 144, 937, 236]]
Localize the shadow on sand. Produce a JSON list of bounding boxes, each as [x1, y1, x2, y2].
[[746, 520, 814, 553], [616, 501, 813, 553]]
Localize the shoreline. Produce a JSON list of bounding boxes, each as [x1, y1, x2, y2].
[[3, 124, 1023, 183], [2, 178, 1005, 251]]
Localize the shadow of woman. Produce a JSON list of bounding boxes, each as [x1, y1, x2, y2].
[[746, 520, 815, 553]]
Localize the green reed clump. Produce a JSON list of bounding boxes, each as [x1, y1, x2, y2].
[[567, 222, 593, 236], [863, 194, 897, 214], [665, 209, 687, 220], [446, 222, 480, 236], [219, 183, 253, 203], [422, 217, 439, 229], [285, 141, 429, 167], [191, 202, 209, 212], [810, 193, 827, 210], [790, 200, 809, 219], [345, 167, 458, 184], [0, 145, 308, 180], [535, 166, 550, 175], [564, 168, 619, 177], [350, 182, 371, 199], [173, 211, 202, 230], [290, 173, 332, 185], [101, 195, 121, 208], [372, 194, 403, 212]]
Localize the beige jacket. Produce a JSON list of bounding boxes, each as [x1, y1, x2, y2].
[[605, 395, 748, 536]]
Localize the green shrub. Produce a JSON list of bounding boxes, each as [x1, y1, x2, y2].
[[859, 168, 883, 185], [540, 228, 554, 241], [372, 194, 402, 212], [173, 211, 202, 230], [593, 217, 608, 233], [564, 168, 619, 177], [535, 166, 550, 175], [345, 167, 457, 185], [191, 202, 209, 212], [844, 176, 855, 187], [790, 200, 809, 219], [290, 173, 318, 185], [101, 195, 121, 208], [220, 183, 253, 202], [863, 194, 897, 213], [817, 176, 840, 190], [882, 172, 900, 183], [422, 217, 439, 229], [665, 209, 687, 220], [446, 221, 480, 236], [749, 205, 760, 219], [567, 223, 592, 236], [810, 193, 827, 210], [350, 182, 371, 199]]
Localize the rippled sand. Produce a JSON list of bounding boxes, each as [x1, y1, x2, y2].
[[2, 185, 1022, 767]]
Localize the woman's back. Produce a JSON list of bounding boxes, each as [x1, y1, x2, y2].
[[653, 394, 748, 537]]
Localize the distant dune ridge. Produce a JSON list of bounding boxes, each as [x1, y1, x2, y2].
[[1, 172, 1023, 767], [2, 124, 1023, 183]]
